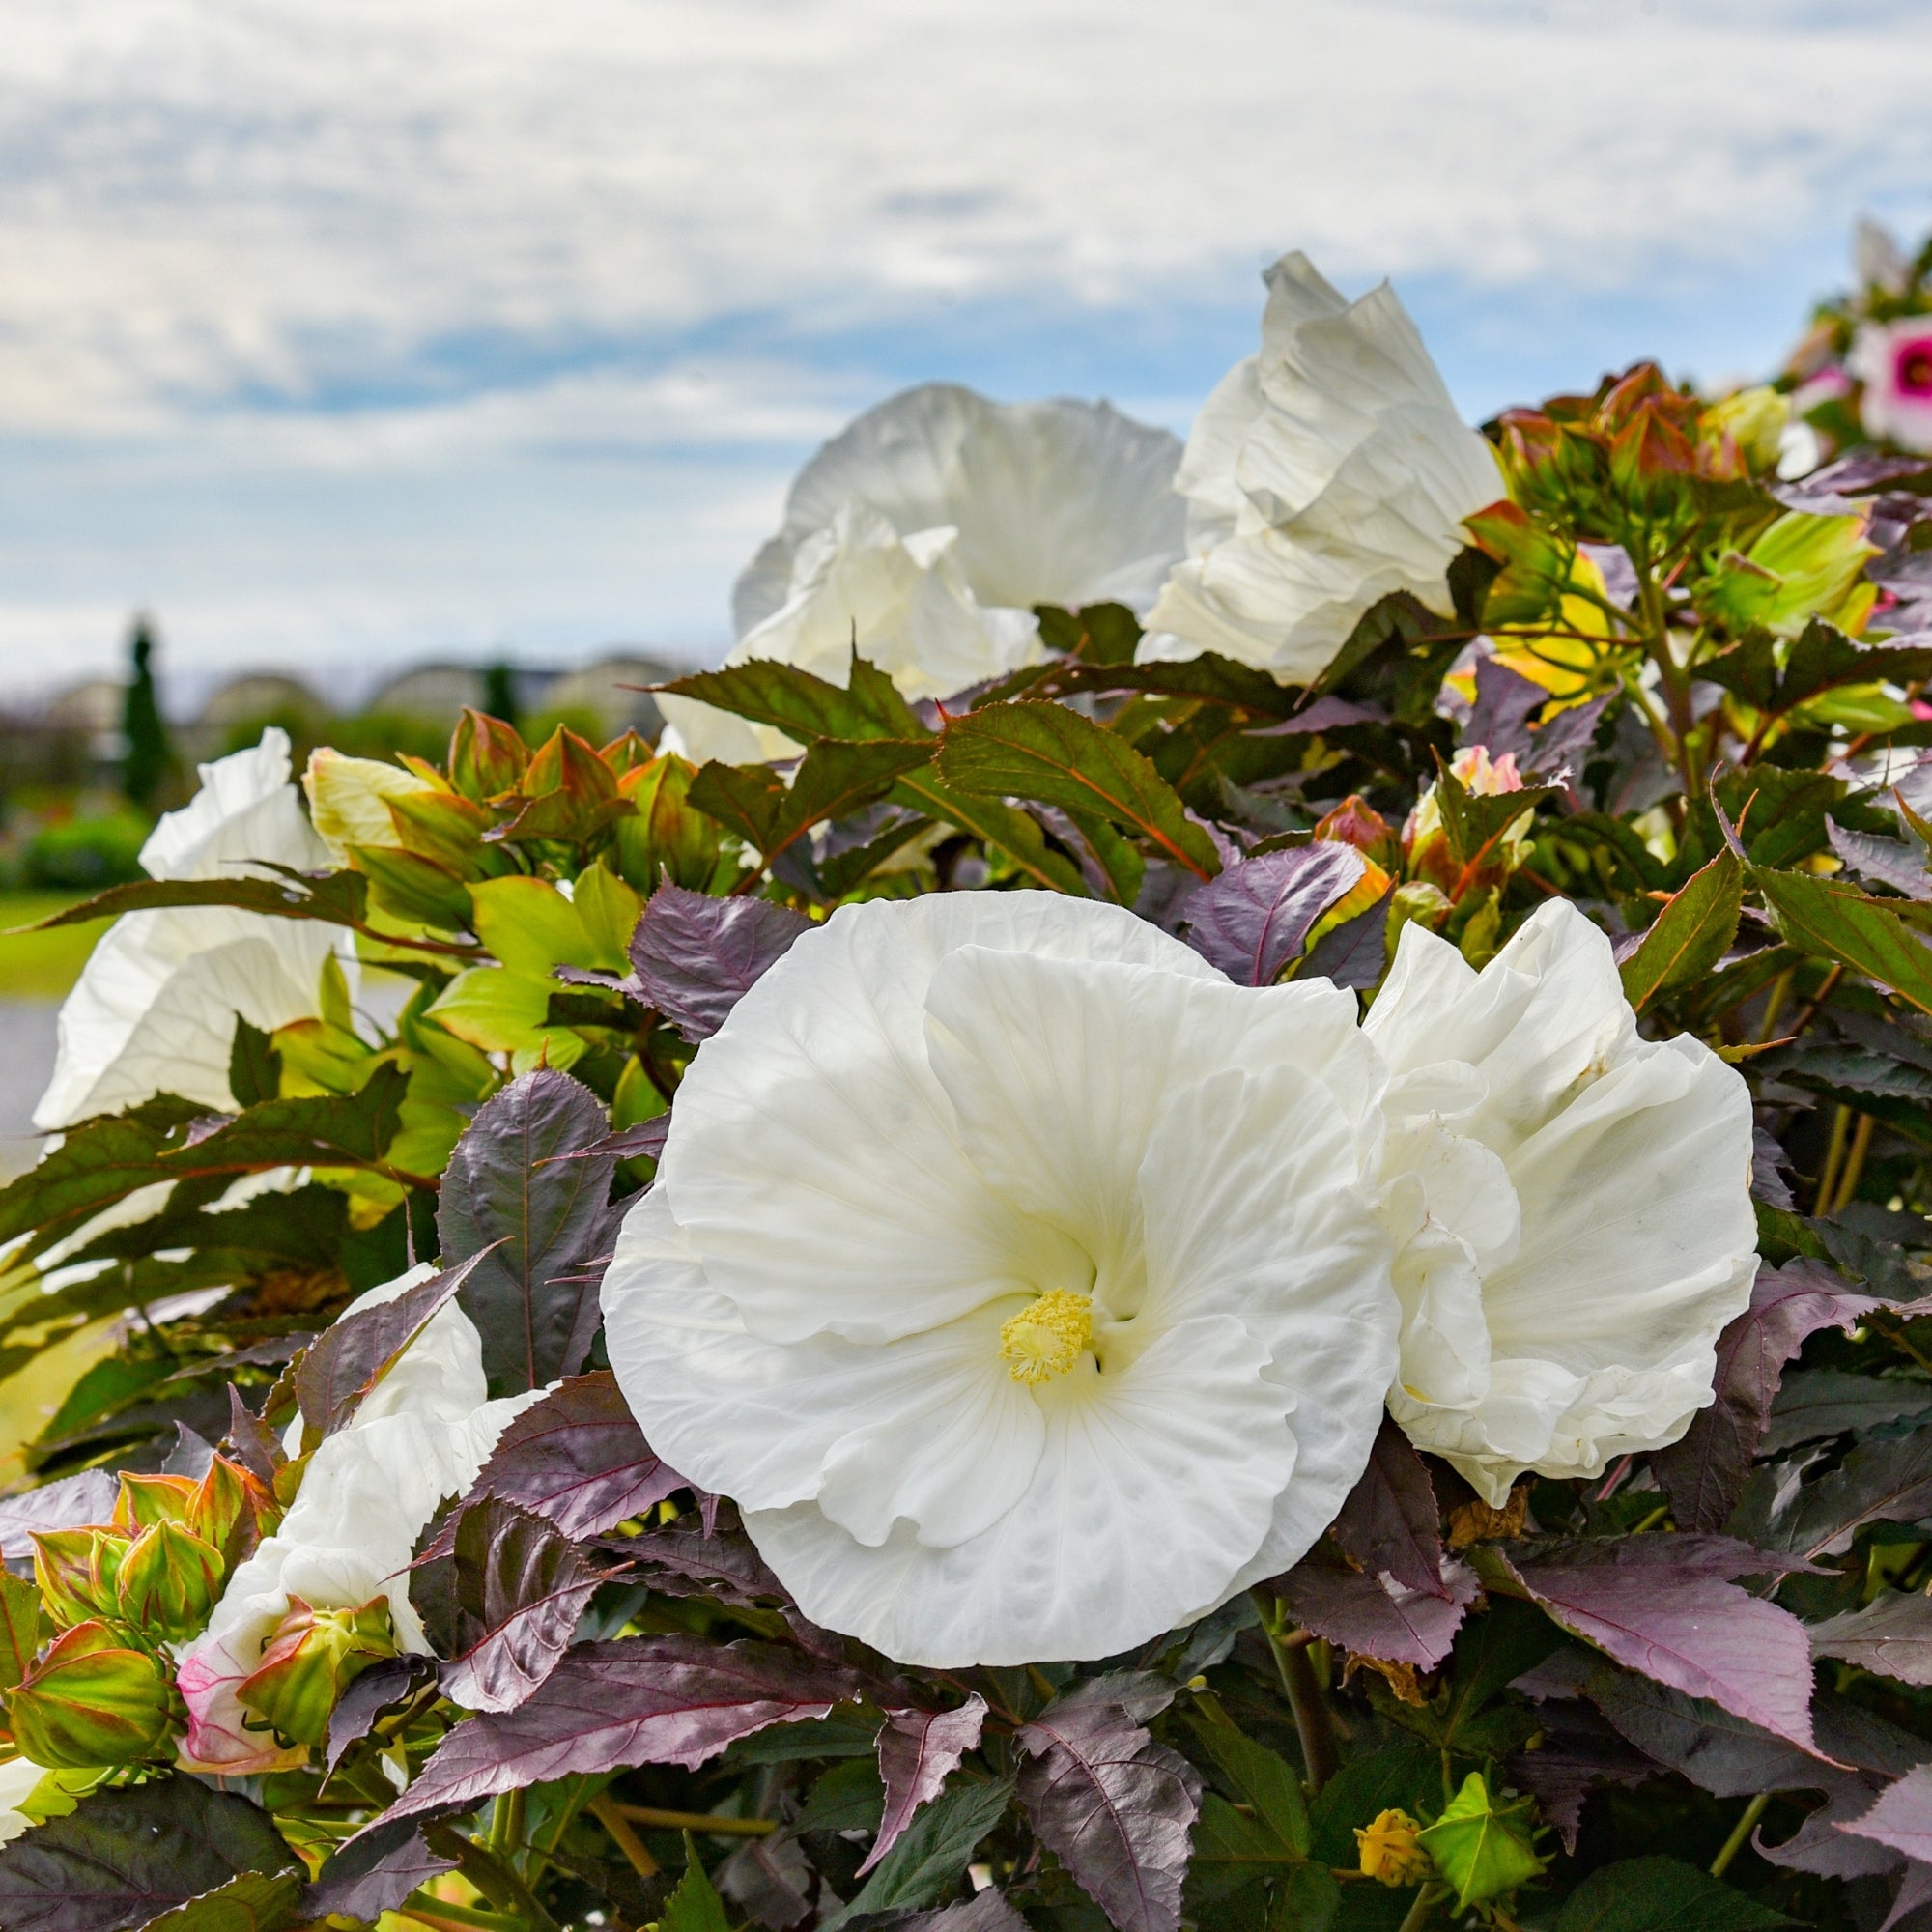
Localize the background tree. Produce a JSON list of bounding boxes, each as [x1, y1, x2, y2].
[[121, 614, 173, 813]]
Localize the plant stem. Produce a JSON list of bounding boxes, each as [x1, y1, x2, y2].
[[399, 1906, 520, 1932], [589, 1796, 662, 1877], [1711, 1791, 1772, 1877], [609, 1803, 778, 1837], [1398, 1881, 1446, 1931], [489, 1786, 526, 1862], [1832, 1112, 1876, 1216], [1253, 1590, 1339, 1791], [1815, 1104, 1852, 1216]]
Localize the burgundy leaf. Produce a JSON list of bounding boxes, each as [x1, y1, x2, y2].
[[305, 1814, 461, 1923], [0, 1470, 118, 1562], [1884, 1863, 1932, 1932], [1330, 1416, 1444, 1598], [431, 1496, 611, 1714], [1299, 885, 1391, 992], [627, 882, 812, 1041], [1763, 1420, 1932, 1561], [293, 1250, 488, 1439], [464, 1372, 684, 1541], [1507, 1539, 1823, 1753], [1249, 695, 1388, 735], [543, 1116, 671, 1165], [618, 1506, 791, 1610], [1015, 1695, 1201, 1932], [1654, 1261, 1878, 1531], [438, 1069, 619, 1395], [383, 1635, 865, 1820], [1504, 1700, 1654, 1853], [1842, 1765, 1932, 1864], [221, 1388, 286, 1488], [1274, 1552, 1476, 1668], [905, 1896, 1031, 1931], [717, 1833, 813, 1931], [860, 1695, 990, 1878], [1179, 843, 1365, 986], [1811, 1590, 1932, 1686], [325, 1655, 435, 1771]]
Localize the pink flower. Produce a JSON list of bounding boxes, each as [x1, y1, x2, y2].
[[1851, 320, 1932, 454]]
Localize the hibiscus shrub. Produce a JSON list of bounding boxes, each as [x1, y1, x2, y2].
[[7, 246, 1932, 1932]]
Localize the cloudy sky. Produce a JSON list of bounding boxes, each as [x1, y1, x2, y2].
[[2, 0, 1928, 700]]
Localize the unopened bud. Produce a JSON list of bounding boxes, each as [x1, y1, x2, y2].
[[31, 1528, 129, 1631], [115, 1521, 223, 1643], [5, 1623, 177, 1769], [187, 1455, 282, 1572], [449, 707, 529, 801], [112, 1473, 198, 1534], [1357, 1808, 1432, 1888], [236, 1596, 397, 1750]]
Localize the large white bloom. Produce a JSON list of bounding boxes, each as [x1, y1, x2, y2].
[[0, 1758, 48, 1845], [1364, 900, 1758, 1503], [1139, 252, 1504, 686], [176, 1266, 544, 1773], [34, 730, 353, 1129], [601, 893, 1398, 1667], [661, 384, 1185, 765]]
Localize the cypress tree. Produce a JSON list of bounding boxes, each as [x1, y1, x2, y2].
[[482, 661, 520, 732], [122, 614, 172, 812]]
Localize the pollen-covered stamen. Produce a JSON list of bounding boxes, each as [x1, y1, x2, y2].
[[999, 1290, 1094, 1385]]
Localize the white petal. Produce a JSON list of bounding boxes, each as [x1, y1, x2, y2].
[[0, 1758, 46, 1844]]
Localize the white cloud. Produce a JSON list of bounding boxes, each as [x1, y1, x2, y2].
[[0, 0, 1927, 680]]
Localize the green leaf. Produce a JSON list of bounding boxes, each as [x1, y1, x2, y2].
[[692, 740, 936, 869], [892, 772, 1089, 895], [1704, 616, 1932, 718], [0, 1573, 44, 1693], [226, 1020, 281, 1110], [12, 868, 374, 937], [1306, 1745, 1438, 1869], [659, 654, 929, 743], [1189, 1720, 1308, 1857], [352, 845, 475, 932], [1619, 849, 1744, 1013], [832, 1775, 1013, 1924], [936, 699, 1221, 878], [1415, 1773, 1543, 1910], [1553, 1856, 1791, 1931], [1430, 760, 1562, 874], [134, 1871, 305, 1932], [1752, 867, 1932, 1017], [659, 1839, 733, 1932]]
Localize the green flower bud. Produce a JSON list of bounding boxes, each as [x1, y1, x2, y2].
[[114, 1521, 223, 1644], [185, 1455, 283, 1574], [31, 1528, 130, 1631], [449, 706, 529, 802], [236, 1597, 397, 1751], [5, 1623, 177, 1769], [112, 1473, 199, 1534]]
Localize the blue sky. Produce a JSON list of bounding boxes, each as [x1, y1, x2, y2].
[[1, 0, 1928, 700]]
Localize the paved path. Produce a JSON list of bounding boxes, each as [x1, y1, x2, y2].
[[0, 1004, 55, 1179]]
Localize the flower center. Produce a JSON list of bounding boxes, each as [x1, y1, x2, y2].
[[999, 1290, 1093, 1385], [1898, 343, 1932, 396]]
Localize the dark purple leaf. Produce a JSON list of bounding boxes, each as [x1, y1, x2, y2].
[[1751, 1129, 1796, 1211], [221, 1388, 285, 1488], [416, 1496, 611, 1713], [1655, 1261, 1879, 1531], [1883, 1863, 1932, 1932], [1842, 1766, 1932, 1864], [1758, 1419, 1932, 1562], [1299, 885, 1391, 991], [1506, 1539, 1822, 1753], [292, 1250, 486, 1439], [0, 1778, 296, 1932], [1505, 1700, 1654, 1853], [861, 1695, 990, 1878], [717, 1834, 813, 1931], [1015, 1695, 1202, 1932], [462, 1371, 684, 1541], [437, 1069, 618, 1395], [1461, 656, 1609, 782], [618, 1505, 790, 1609], [304, 1813, 460, 1923], [895, 1895, 1031, 1931], [1249, 695, 1388, 736], [543, 1115, 671, 1165], [627, 881, 811, 1042], [1274, 1551, 1476, 1668], [383, 1635, 866, 1819], [1830, 823, 1932, 901], [1330, 1416, 1444, 1597], [1810, 1591, 1932, 1686], [325, 1655, 436, 1771], [1179, 843, 1365, 986], [0, 1469, 117, 1562]]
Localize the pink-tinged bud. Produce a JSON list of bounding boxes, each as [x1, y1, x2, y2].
[[1313, 795, 1397, 867], [1404, 747, 1531, 899], [235, 1597, 397, 1751], [112, 1474, 198, 1534], [114, 1522, 223, 1644], [5, 1623, 177, 1769], [31, 1528, 130, 1631]]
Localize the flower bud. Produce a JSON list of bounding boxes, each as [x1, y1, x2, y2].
[[114, 1521, 223, 1644], [303, 747, 438, 864], [449, 707, 530, 802], [111, 1473, 198, 1534], [187, 1456, 282, 1573], [5, 1624, 177, 1769], [1702, 385, 1788, 474], [31, 1528, 129, 1631], [235, 1597, 397, 1750], [1357, 1808, 1433, 1887], [1404, 747, 1530, 898], [1313, 795, 1397, 867]]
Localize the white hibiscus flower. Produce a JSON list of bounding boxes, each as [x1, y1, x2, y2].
[[601, 892, 1398, 1668], [34, 729, 355, 1129], [0, 1757, 48, 1844], [1364, 899, 1758, 1502], [176, 1265, 544, 1774], [660, 384, 1185, 766], [1139, 252, 1504, 686]]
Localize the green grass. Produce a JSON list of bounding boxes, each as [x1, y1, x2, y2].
[[0, 891, 110, 1000]]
